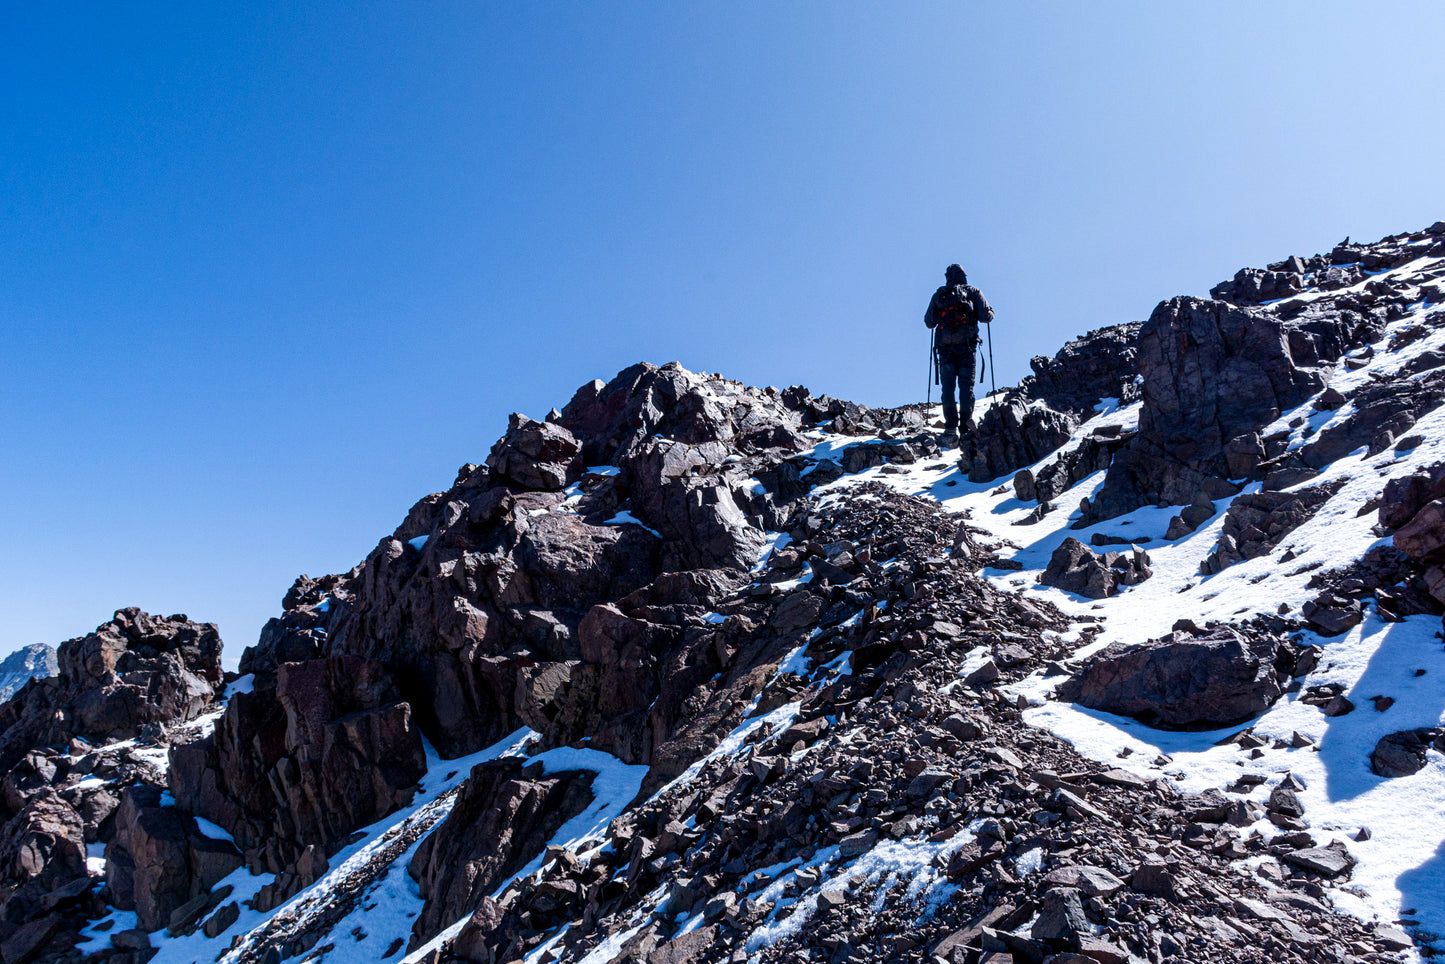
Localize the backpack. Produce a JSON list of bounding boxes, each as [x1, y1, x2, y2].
[[934, 285, 978, 350], [936, 285, 976, 329]]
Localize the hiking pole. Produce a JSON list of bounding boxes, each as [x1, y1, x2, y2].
[[927, 328, 935, 406], [985, 321, 997, 398]]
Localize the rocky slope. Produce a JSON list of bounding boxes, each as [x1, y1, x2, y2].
[[0, 609, 228, 964], [3, 221, 1445, 964]]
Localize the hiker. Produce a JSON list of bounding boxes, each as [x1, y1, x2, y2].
[[924, 263, 994, 446]]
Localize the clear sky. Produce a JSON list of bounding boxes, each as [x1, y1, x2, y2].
[[3, 2, 1444, 662]]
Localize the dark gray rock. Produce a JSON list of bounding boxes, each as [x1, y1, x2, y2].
[[1057, 627, 1292, 728], [1025, 321, 1142, 416], [408, 759, 594, 949], [1200, 482, 1343, 574], [1040, 538, 1150, 599], [956, 395, 1077, 484], [1370, 729, 1445, 778], [1083, 296, 1375, 524], [486, 414, 584, 491], [0, 610, 222, 774], [1282, 841, 1356, 878], [1379, 462, 1445, 531]]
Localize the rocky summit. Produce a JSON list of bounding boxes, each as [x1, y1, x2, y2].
[[4, 222, 1445, 964]]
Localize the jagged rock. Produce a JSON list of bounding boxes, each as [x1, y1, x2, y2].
[[1031, 887, 1088, 948], [1039, 538, 1150, 599], [0, 791, 85, 899], [1057, 627, 1292, 728], [1210, 264, 1308, 306], [1223, 431, 1266, 480], [1394, 497, 1445, 564], [1267, 784, 1305, 819], [1380, 462, 1445, 530], [1029, 434, 1129, 504], [560, 362, 807, 467], [408, 758, 594, 948], [1083, 295, 1376, 524], [1129, 857, 1176, 898], [957, 394, 1077, 484], [202, 901, 239, 938], [451, 897, 507, 964], [1300, 375, 1445, 469], [171, 655, 427, 861], [105, 784, 243, 932], [1282, 841, 1356, 878], [0, 609, 222, 773], [1025, 321, 1142, 416], [1200, 482, 1343, 574], [486, 413, 584, 491], [1013, 468, 1037, 502], [1042, 865, 1125, 897], [1300, 595, 1363, 636]]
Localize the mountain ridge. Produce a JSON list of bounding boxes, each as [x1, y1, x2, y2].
[[3, 220, 1445, 964]]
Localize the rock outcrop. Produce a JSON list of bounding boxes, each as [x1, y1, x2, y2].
[[956, 394, 1077, 484], [1371, 729, 1445, 778], [170, 654, 427, 868], [0, 609, 222, 773], [1198, 482, 1343, 575], [0, 610, 227, 964], [1039, 537, 1151, 599], [1025, 321, 1142, 416], [104, 784, 244, 932], [1082, 297, 1355, 523]]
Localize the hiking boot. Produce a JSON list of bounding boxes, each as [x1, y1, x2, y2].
[[938, 430, 959, 449]]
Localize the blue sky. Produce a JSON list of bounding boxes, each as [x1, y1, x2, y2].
[[3, 2, 1444, 660]]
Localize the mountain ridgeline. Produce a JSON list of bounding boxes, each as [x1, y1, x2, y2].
[[3, 221, 1445, 964]]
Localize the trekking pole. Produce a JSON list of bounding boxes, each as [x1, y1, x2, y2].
[[927, 328, 935, 406], [985, 321, 997, 398]]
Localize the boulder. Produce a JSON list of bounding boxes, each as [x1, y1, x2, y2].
[[1031, 887, 1089, 949], [1039, 538, 1150, 599], [1057, 627, 1292, 728], [1395, 498, 1445, 565], [1282, 842, 1356, 878], [957, 395, 1077, 484], [486, 414, 584, 491], [1379, 462, 1445, 531], [1370, 729, 1445, 778]]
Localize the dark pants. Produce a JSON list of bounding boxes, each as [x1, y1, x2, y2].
[[938, 349, 976, 431]]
